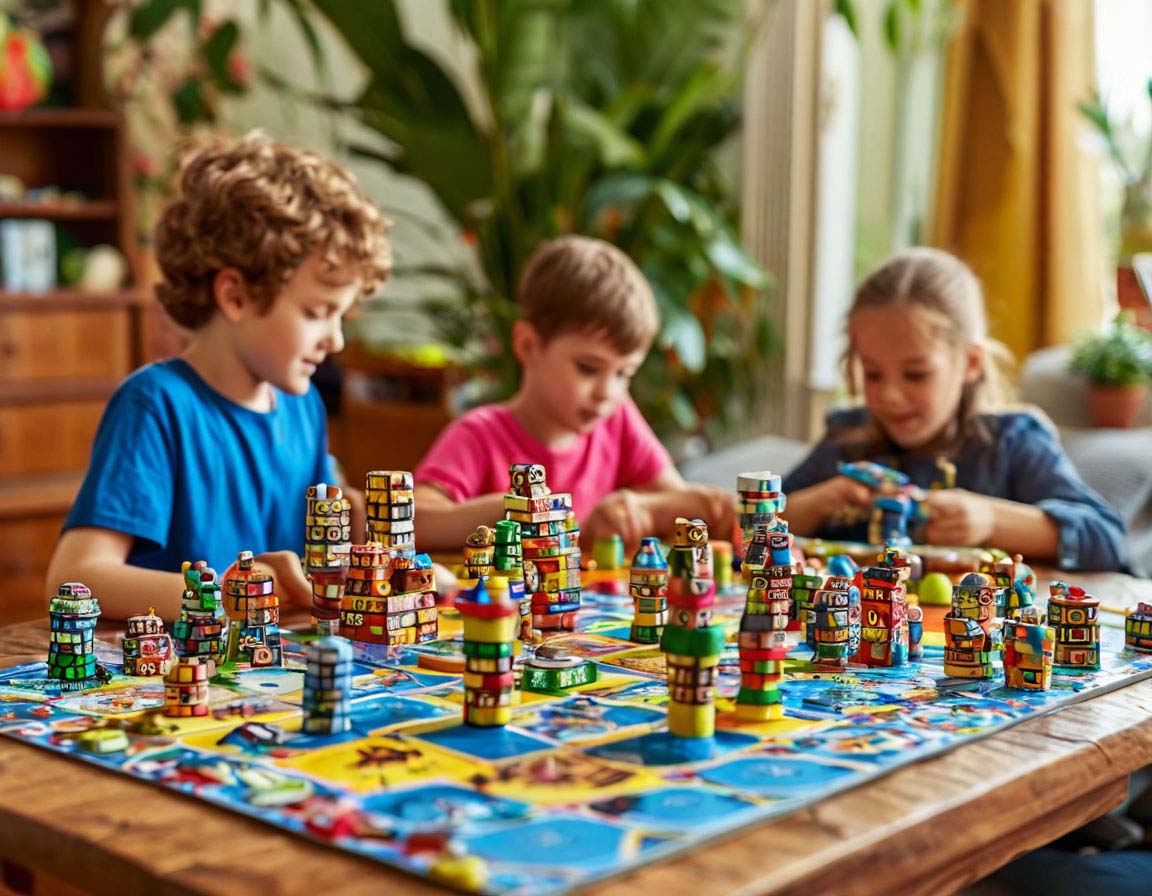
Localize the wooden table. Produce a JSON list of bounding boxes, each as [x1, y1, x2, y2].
[[2, 571, 1151, 896]]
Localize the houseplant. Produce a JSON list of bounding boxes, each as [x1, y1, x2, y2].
[[1080, 79, 1152, 328], [1068, 311, 1152, 427]]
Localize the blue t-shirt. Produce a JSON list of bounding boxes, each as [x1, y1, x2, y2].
[[65, 358, 335, 575], [782, 407, 1128, 572]]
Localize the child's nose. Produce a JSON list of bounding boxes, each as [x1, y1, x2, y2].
[[325, 320, 345, 354]]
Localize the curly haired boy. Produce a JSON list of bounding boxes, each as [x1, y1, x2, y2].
[[47, 132, 390, 618]]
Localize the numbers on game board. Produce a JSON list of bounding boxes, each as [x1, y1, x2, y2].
[[137, 661, 157, 676], [345, 612, 364, 626]]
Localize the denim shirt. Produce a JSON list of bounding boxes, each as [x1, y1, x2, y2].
[[781, 407, 1129, 572]]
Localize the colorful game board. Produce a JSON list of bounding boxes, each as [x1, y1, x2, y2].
[[2, 585, 1150, 895]]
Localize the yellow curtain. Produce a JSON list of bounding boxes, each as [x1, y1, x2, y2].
[[930, 0, 1101, 362]]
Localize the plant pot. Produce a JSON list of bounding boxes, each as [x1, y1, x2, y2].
[[1086, 383, 1149, 428]]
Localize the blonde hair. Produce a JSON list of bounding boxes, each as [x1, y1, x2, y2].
[[154, 132, 391, 329], [844, 247, 1015, 445], [517, 235, 659, 353]]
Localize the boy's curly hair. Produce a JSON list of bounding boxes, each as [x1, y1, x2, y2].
[[154, 132, 391, 329], [517, 235, 659, 354]]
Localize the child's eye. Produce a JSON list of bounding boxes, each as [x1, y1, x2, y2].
[[576, 362, 599, 375], [904, 371, 930, 383], [863, 370, 882, 383], [304, 308, 324, 321]]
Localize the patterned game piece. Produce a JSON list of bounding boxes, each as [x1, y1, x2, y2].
[[942, 572, 997, 679], [1004, 619, 1055, 689], [661, 517, 725, 737], [122, 608, 174, 677], [735, 524, 793, 720], [455, 578, 519, 727], [806, 574, 861, 668], [305, 483, 352, 635], [1047, 581, 1101, 669], [222, 552, 282, 668], [171, 561, 227, 670], [1126, 602, 1152, 653], [302, 637, 354, 734], [629, 537, 669, 644], [47, 582, 100, 682], [163, 656, 211, 717], [522, 643, 598, 692], [852, 547, 911, 667]]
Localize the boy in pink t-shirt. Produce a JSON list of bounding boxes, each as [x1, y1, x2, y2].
[[414, 235, 735, 550]]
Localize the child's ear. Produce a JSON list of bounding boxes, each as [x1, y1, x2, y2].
[[511, 320, 541, 364], [213, 268, 252, 322], [964, 341, 987, 383]]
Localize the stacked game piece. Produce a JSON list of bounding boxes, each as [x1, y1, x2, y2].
[[366, 470, 416, 552], [47, 582, 100, 682], [852, 548, 910, 667], [463, 526, 495, 580], [1003, 617, 1055, 689], [488, 520, 528, 644], [303, 637, 354, 734], [122, 608, 174, 677], [942, 572, 998, 679], [790, 569, 823, 638], [982, 553, 1036, 619], [504, 463, 581, 634], [342, 549, 438, 646], [455, 578, 519, 727], [661, 518, 725, 738], [523, 643, 597, 692], [734, 525, 793, 721], [806, 574, 862, 668], [1048, 581, 1101, 669], [305, 483, 352, 635], [222, 552, 282, 668], [339, 542, 390, 639], [1126, 602, 1152, 653], [735, 471, 787, 562], [629, 536, 669, 644], [163, 656, 211, 717], [171, 561, 227, 669]]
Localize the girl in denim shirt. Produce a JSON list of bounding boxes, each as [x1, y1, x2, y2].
[[783, 247, 1127, 571]]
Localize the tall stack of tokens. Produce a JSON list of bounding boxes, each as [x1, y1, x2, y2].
[[47, 582, 100, 682], [660, 518, 725, 738], [172, 561, 227, 668], [222, 552, 282, 668], [339, 542, 390, 640], [303, 637, 354, 735], [735, 471, 788, 562], [504, 464, 581, 634], [488, 520, 528, 645], [163, 656, 211, 717], [455, 578, 519, 727], [1047, 581, 1101, 670], [734, 524, 793, 720], [629, 537, 669, 644], [365, 470, 416, 561], [853, 548, 911, 668], [122, 608, 174, 677], [806, 575, 861, 669], [305, 483, 352, 635]]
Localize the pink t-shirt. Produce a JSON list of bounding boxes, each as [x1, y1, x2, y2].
[[414, 398, 672, 523]]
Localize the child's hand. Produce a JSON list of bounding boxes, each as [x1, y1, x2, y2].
[[584, 489, 655, 550], [921, 490, 995, 546], [814, 476, 874, 513], [682, 483, 738, 544], [253, 550, 313, 609]]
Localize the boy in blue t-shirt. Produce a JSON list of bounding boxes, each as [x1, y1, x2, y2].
[[46, 133, 391, 618]]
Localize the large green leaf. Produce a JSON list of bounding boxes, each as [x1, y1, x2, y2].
[[559, 99, 645, 167], [201, 20, 242, 93], [129, 0, 200, 42]]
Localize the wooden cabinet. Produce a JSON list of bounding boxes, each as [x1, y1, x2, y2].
[[0, 109, 143, 623]]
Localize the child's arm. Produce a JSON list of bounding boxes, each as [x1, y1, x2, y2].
[[779, 476, 873, 536], [46, 528, 317, 620], [413, 483, 509, 552]]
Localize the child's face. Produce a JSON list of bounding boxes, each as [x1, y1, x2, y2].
[[516, 324, 647, 435], [232, 251, 362, 395], [849, 305, 983, 449]]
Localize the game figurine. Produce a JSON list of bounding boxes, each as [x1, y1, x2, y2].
[[868, 494, 915, 547], [171, 561, 227, 669], [806, 575, 862, 668], [838, 460, 930, 544], [464, 525, 495, 580], [221, 552, 282, 668], [906, 603, 924, 660], [942, 572, 997, 679], [47, 582, 100, 682], [455, 578, 519, 727], [629, 536, 670, 644], [522, 643, 598, 693], [735, 471, 788, 565], [1047, 581, 1101, 670], [302, 637, 354, 735], [661, 518, 725, 737], [735, 526, 793, 721], [1126, 602, 1152, 653], [163, 656, 211, 717], [121, 608, 174, 677], [488, 520, 529, 644], [305, 483, 352, 635], [1003, 619, 1055, 690], [790, 570, 823, 639], [505, 464, 582, 634], [981, 553, 1036, 619], [852, 548, 910, 667]]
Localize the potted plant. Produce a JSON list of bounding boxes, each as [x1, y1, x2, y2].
[[1080, 80, 1152, 328], [1069, 312, 1152, 427]]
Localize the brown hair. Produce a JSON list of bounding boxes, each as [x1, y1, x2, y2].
[[844, 247, 1015, 447], [517, 235, 659, 353], [154, 132, 391, 329]]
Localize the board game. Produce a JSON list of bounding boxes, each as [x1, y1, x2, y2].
[[2, 584, 1151, 895]]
